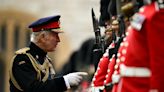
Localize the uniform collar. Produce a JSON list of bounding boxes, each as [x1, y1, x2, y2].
[[29, 42, 47, 59]]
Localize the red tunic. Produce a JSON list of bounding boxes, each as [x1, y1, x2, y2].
[[118, 2, 164, 92], [91, 43, 115, 91], [111, 37, 128, 92]]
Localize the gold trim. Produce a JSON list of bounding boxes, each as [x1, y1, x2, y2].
[[9, 55, 23, 91], [15, 47, 30, 54], [42, 59, 49, 82], [9, 52, 51, 91], [26, 54, 41, 80], [26, 54, 50, 82]]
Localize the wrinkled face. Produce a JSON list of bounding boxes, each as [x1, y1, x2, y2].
[[41, 31, 60, 52]]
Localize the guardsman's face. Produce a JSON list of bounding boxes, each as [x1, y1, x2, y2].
[[105, 25, 113, 36], [43, 31, 60, 52]]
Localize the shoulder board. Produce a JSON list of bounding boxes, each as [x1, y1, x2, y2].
[[130, 13, 146, 31], [15, 47, 30, 54]]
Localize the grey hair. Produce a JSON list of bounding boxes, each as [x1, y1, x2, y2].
[[30, 30, 50, 43]]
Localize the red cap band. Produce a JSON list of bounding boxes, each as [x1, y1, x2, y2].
[[32, 21, 60, 32]]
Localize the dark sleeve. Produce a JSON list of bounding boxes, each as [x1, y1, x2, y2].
[[12, 54, 67, 92]]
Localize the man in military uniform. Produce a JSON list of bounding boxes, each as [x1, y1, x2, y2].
[[9, 15, 88, 92]]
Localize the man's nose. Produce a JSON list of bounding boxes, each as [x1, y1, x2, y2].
[[57, 36, 60, 42]]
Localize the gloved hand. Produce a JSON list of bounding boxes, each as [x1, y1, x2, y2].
[[63, 72, 88, 89]]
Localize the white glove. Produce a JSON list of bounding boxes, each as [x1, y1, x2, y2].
[[63, 72, 88, 89]]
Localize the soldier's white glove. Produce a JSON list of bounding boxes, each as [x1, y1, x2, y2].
[[63, 72, 88, 89]]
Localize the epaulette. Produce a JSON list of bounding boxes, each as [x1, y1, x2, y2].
[[131, 13, 145, 31], [15, 47, 30, 54]]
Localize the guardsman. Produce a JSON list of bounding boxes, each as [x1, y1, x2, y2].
[[9, 15, 88, 92], [116, 0, 164, 92], [91, 19, 122, 92], [111, 33, 129, 92], [103, 19, 126, 92], [91, 42, 115, 92], [103, 1, 145, 92]]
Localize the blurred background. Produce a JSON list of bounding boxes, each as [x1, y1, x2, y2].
[[0, 0, 101, 92]]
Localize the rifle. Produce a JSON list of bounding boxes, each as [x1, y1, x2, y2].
[[91, 8, 105, 53]]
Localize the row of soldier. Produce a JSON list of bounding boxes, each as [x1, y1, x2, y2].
[[9, 0, 164, 92], [91, 0, 164, 92]]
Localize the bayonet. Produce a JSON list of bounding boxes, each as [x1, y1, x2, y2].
[[91, 8, 104, 53]]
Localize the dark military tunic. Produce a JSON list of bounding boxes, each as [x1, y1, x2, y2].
[[9, 42, 67, 92]]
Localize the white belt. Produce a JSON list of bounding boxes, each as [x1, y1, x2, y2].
[[120, 64, 151, 77], [91, 86, 104, 92], [112, 74, 121, 84]]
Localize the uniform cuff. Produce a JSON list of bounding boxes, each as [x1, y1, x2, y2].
[[63, 76, 71, 89]]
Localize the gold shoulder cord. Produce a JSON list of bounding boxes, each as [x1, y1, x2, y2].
[[26, 54, 50, 82], [9, 47, 50, 91], [9, 47, 30, 91], [47, 56, 56, 79], [41, 58, 50, 82], [9, 55, 23, 91], [26, 53, 41, 80]]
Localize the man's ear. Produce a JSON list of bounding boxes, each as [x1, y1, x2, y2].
[[38, 33, 46, 43]]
